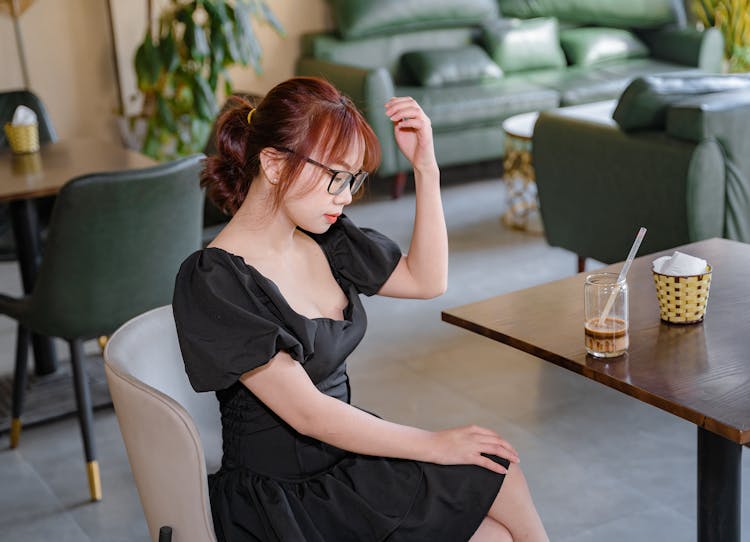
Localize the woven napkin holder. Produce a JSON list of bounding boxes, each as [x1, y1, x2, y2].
[[652, 265, 712, 324]]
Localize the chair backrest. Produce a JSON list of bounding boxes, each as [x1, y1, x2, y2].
[[104, 305, 221, 542], [0, 89, 57, 147], [28, 154, 204, 339]]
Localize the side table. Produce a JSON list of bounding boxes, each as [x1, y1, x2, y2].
[[502, 111, 542, 234]]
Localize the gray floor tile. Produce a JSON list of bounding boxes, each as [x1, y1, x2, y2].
[[0, 510, 90, 542], [558, 503, 694, 542], [0, 450, 62, 526]]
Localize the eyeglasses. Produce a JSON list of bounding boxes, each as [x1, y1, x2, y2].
[[277, 147, 368, 196]]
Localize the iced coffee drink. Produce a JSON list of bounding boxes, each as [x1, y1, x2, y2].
[[584, 317, 628, 357], [584, 273, 628, 358]]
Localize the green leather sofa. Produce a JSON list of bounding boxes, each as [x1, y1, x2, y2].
[[533, 74, 750, 269], [296, 0, 722, 190]]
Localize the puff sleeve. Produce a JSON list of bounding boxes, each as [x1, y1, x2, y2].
[[313, 215, 402, 296], [172, 250, 311, 392]]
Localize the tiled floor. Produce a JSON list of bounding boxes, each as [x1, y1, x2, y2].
[[1, 177, 749, 541]]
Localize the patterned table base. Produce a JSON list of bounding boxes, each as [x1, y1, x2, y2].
[[502, 140, 543, 234]]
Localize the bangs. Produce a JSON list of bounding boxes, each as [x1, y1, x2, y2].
[[297, 102, 381, 174]]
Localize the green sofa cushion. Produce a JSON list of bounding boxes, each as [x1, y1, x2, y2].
[[482, 17, 567, 73], [613, 74, 750, 132], [328, 0, 498, 40], [400, 78, 559, 129], [560, 28, 649, 67], [401, 46, 503, 87], [497, 0, 678, 29]]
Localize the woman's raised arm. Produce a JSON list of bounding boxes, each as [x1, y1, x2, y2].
[[377, 97, 448, 299]]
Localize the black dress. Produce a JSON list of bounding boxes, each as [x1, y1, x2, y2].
[[172, 216, 507, 542]]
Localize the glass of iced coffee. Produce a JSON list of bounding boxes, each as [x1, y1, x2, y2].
[[584, 273, 628, 358]]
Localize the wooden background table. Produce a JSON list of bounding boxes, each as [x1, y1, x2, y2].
[[443, 238, 750, 542], [0, 139, 155, 374]]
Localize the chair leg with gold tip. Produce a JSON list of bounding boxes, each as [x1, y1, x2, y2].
[[69, 339, 102, 501], [10, 324, 31, 449]]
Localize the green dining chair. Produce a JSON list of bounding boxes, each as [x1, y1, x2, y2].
[[0, 89, 58, 260], [0, 154, 204, 501]]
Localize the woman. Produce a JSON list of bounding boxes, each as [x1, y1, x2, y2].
[[173, 77, 547, 541]]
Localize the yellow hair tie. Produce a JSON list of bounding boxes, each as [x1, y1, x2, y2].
[[247, 108, 255, 124]]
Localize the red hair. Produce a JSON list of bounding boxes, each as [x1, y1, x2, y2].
[[201, 77, 381, 215]]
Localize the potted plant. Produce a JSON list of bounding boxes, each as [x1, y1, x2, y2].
[[693, 0, 750, 72], [131, 0, 284, 160]]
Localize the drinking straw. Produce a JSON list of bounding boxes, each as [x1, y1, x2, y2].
[[597, 227, 647, 327]]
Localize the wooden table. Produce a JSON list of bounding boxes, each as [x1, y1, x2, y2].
[[442, 238, 750, 542], [0, 139, 155, 374]]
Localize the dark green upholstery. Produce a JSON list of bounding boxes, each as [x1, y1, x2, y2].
[[0, 154, 203, 501], [482, 17, 567, 73], [297, 0, 722, 179], [0, 154, 204, 338], [533, 76, 750, 265], [559, 28, 649, 67], [328, 0, 497, 39], [497, 0, 680, 28], [400, 46, 502, 87], [613, 73, 750, 131]]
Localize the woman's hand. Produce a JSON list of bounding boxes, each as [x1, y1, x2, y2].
[[385, 97, 437, 174], [428, 425, 520, 475]]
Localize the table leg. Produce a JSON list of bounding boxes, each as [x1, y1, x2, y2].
[[9, 199, 58, 376], [697, 427, 742, 542]]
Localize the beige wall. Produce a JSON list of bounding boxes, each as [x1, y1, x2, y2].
[[1, 0, 332, 142]]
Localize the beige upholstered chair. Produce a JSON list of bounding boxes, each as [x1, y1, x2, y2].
[[104, 305, 221, 542]]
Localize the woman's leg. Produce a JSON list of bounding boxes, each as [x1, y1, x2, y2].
[[488, 464, 548, 541], [469, 517, 512, 542]]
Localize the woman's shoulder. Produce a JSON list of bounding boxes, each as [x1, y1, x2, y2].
[[308, 215, 403, 296], [174, 247, 262, 302]]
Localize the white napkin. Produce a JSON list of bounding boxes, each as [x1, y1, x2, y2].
[[11, 105, 37, 126], [653, 251, 708, 276]]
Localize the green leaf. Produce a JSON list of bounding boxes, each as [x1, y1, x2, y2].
[[174, 80, 194, 113], [233, 3, 259, 68], [204, 0, 231, 26], [193, 74, 218, 121], [190, 117, 213, 152], [215, 6, 241, 64], [156, 95, 177, 132], [142, 119, 163, 160], [209, 21, 227, 66], [260, 2, 286, 36], [159, 29, 180, 73], [134, 31, 162, 90], [192, 23, 211, 60]]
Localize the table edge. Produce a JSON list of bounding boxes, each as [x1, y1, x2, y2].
[[441, 310, 750, 445]]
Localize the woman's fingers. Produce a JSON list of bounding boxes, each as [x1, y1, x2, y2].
[[477, 439, 519, 464], [478, 438, 519, 462], [385, 98, 426, 120], [393, 117, 425, 130], [476, 454, 509, 475]]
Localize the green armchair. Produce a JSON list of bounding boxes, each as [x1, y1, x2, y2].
[[533, 74, 750, 270]]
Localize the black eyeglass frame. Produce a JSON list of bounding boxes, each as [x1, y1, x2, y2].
[[276, 146, 368, 196]]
